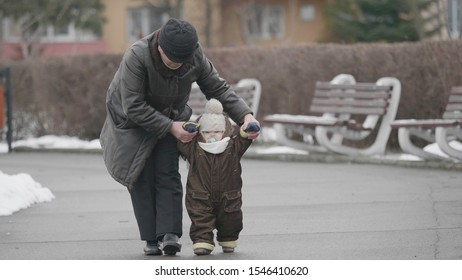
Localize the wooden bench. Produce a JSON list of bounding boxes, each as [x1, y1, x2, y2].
[[263, 74, 401, 156], [187, 78, 261, 118], [390, 86, 462, 161]]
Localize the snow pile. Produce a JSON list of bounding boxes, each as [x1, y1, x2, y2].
[[13, 135, 101, 150], [0, 171, 55, 216], [423, 141, 462, 158]]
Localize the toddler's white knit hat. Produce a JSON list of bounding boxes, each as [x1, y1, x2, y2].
[[199, 99, 226, 132]]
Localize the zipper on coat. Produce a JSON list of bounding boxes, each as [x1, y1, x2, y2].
[[210, 154, 220, 203]]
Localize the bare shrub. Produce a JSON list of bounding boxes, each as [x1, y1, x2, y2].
[[4, 39, 462, 150], [9, 54, 120, 140]]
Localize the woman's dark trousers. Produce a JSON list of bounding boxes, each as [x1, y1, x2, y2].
[[128, 134, 183, 241]]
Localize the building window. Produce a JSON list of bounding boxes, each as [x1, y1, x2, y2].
[[246, 5, 284, 40], [300, 4, 315, 22], [1, 18, 96, 42], [55, 25, 70, 36], [43, 24, 75, 42], [447, 0, 461, 38], [1, 18, 22, 41], [126, 6, 168, 43]]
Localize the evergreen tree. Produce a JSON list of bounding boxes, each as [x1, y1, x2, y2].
[[322, 0, 443, 43]]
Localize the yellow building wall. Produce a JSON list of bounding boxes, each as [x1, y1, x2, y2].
[[221, 0, 326, 47], [182, 0, 223, 48], [101, 0, 149, 53], [290, 0, 326, 44], [101, 0, 326, 54], [102, 0, 223, 53]]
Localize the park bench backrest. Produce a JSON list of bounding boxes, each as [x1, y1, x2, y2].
[[444, 86, 462, 119], [310, 82, 393, 117], [188, 79, 261, 117]]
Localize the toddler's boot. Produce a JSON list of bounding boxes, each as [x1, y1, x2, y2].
[[193, 242, 214, 255], [218, 240, 237, 253]]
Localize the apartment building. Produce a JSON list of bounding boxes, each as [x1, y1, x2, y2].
[[0, 0, 459, 60]]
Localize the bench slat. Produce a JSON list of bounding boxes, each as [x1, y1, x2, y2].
[[316, 82, 391, 91], [442, 111, 462, 119], [451, 86, 462, 94], [314, 90, 390, 99], [263, 117, 336, 127], [391, 119, 461, 128], [263, 115, 371, 131], [446, 103, 462, 112], [310, 105, 386, 115], [448, 95, 462, 103], [311, 97, 388, 108]]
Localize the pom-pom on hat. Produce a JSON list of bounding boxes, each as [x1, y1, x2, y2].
[[199, 99, 226, 132], [158, 18, 198, 63]]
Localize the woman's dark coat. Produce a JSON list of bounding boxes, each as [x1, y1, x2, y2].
[[100, 31, 252, 189]]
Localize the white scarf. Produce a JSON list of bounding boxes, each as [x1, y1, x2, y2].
[[198, 137, 230, 154]]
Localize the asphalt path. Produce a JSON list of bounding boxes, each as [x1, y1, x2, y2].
[[1, 152, 462, 260]]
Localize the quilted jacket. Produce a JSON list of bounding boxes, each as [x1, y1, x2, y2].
[[100, 30, 252, 189]]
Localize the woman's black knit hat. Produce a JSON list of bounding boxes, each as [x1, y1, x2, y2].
[[158, 18, 198, 63]]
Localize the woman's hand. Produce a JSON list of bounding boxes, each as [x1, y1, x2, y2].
[[170, 122, 198, 143]]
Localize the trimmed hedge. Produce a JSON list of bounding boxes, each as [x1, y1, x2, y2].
[[8, 54, 119, 139], [5, 39, 462, 150]]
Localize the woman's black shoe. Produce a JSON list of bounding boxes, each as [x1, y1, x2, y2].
[[144, 241, 162, 255], [161, 233, 182, 255]]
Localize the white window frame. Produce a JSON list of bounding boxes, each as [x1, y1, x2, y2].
[[1, 18, 21, 42], [246, 4, 284, 40], [300, 4, 316, 22], [126, 6, 169, 43], [42, 23, 76, 42], [447, 0, 461, 38], [2, 18, 97, 42]]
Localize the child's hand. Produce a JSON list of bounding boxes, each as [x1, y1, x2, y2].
[[245, 122, 261, 132], [240, 122, 260, 138], [241, 114, 261, 139]]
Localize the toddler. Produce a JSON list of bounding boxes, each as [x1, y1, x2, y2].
[[178, 98, 258, 255]]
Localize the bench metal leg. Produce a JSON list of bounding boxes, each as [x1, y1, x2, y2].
[[397, 128, 450, 161], [435, 127, 462, 161], [273, 123, 328, 153], [315, 126, 386, 156]]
